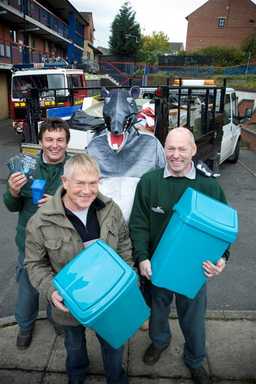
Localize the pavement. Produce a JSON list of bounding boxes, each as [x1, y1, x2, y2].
[[0, 310, 256, 383]]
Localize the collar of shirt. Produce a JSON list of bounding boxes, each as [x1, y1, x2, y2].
[[163, 161, 196, 180], [42, 152, 48, 164]]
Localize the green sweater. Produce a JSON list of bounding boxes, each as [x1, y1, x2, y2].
[[3, 152, 67, 253], [129, 168, 228, 264]]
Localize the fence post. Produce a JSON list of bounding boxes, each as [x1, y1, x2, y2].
[[24, 88, 41, 143], [155, 86, 169, 146]]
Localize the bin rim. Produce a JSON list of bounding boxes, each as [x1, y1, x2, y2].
[[53, 240, 136, 323], [54, 269, 137, 325], [173, 188, 238, 244]]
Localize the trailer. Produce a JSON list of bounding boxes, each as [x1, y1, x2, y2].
[[18, 79, 242, 173], [151, 79, 241, 171]]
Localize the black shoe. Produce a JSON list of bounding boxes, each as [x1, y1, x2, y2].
[[189, 366, 211, 384], [143, 343, 169, 365], [16, 328, 33, 350]]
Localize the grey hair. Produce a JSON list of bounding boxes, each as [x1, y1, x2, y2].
[[63, 153, 101, 178]]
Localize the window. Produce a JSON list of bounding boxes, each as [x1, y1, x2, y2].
[[12, 74, 66, 98], [5, 45, 11, 58], [10, 29, 17, 43], [224, 94, 231, 125], [231, 93, 237, 119], [217, 17, 225, 28], [0, 44, 5, 57], [67, 74, 84, 88]]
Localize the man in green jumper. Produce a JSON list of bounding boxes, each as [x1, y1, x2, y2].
[[129, 127, 228, 384], [3, 118, 70, 349]]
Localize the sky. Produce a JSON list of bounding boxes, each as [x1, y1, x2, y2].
[[70, 0, 209, 49]]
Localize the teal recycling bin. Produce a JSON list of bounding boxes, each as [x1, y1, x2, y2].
[[151, 187, 238, 299], [53, 240, 150, 348], [31, 179, 46, 204]]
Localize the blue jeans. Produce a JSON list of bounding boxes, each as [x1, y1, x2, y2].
[[15, 251, 39, 331], [149, 284, 207, 368], [63, 325, 128, 383]]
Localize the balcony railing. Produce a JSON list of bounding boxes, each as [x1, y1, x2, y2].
[[27, 0, 69, 39], [0, 40, 68, 65], [2, 0, 85, 53]]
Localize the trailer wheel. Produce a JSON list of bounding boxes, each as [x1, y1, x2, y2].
[[228, 139, 240, 164]]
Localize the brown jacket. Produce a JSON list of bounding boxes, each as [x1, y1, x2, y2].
[[25, 186, 132, 326]]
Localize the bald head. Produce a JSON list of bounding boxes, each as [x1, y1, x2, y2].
[[164, 127, 197, 177], [165, 127, 196, 147]]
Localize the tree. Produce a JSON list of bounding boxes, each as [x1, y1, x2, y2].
[[241, 33, 256, 59], [138, 31, 170, 64], [109, 2, 141, 57]]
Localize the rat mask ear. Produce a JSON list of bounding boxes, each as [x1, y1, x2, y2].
[[101, 87, 110, 98], [129, 86, 140, 99]]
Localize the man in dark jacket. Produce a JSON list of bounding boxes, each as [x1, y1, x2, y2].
[[25, 154, 132, 384], [129, 127, 229, 384], [3, 118, 70, 349]]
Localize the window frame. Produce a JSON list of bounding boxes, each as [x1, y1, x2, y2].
[[217, 17, 225, 28]]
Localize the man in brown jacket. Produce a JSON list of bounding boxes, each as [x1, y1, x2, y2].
[[25, 153, 132, 384]]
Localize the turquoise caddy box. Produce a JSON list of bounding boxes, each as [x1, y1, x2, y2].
[[53, 240, 150, 348], [151, 187, 238, 299]]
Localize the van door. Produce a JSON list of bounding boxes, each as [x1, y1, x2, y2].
[[220, 92, 240, 163]]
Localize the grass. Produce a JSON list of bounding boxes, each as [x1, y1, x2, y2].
[[214, 75, 256, 90], [146, 74, 256, 91]]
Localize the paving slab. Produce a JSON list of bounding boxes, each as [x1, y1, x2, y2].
[[0, 320, 55, 371], [207, 319, 256, 379], [216, 382, 250, 384], [128, 320, 195, 378], [0, 370, 43, 384], [47, 328, 128, 375], [43, 373, 106, 383]]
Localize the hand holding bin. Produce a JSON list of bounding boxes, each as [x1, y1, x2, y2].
[[53, 240, 150, 348], [31, 179, 46, 204], [151, 187, 238, 299]]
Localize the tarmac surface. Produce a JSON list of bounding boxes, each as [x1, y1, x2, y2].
[[0, 310, 256, 383]]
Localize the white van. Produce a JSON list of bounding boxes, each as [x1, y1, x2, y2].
[[140, 80, 241, 165], [11, 64, 87, 134]]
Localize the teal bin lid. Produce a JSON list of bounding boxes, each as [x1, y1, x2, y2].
[[173, 188, 238, 244], [53, 240, 134, 319], [31, 179, 46, 189]]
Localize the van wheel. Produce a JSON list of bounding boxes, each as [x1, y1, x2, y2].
[[228, 140, 240, 163]]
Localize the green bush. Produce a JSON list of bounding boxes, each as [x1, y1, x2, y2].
[[188, 46, 246, 66]]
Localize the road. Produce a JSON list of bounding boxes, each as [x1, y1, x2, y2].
[[0, 120, 256, 318]]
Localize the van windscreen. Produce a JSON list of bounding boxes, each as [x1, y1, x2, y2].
[[12, 74, 65, 98]]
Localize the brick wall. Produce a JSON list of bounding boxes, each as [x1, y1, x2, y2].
[[0, 72, 9, 120], [186, 0, 256, 51], [0, 24, 11, 44], [238, 99, 255, 116], [241, 126, 256, 150]]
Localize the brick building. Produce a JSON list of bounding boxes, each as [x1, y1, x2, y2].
[[0, 0, 98, 119], [80, 12, 102, 73], [186, 0, 256, 51]]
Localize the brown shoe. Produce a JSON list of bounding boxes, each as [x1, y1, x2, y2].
[[16, 328, 33, 350], [143, 343, 169, 365], [189, 366, 211, 384]]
